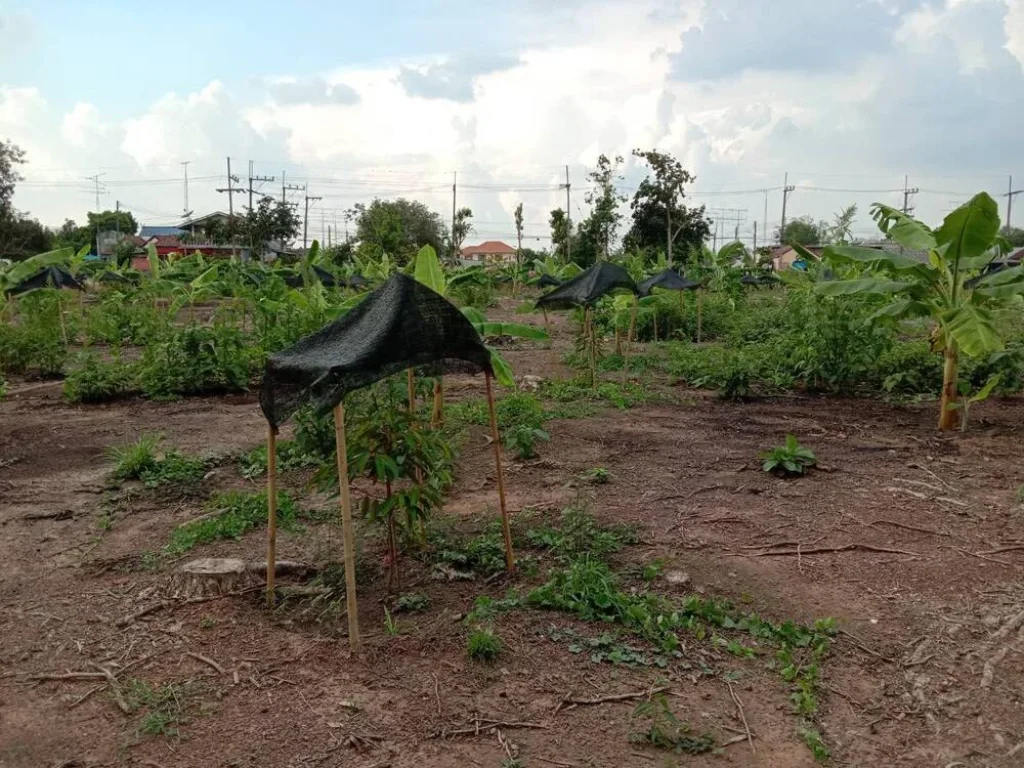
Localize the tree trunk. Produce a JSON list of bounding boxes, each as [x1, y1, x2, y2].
[[938, 342, 960, 431], [431, 377, 444, 426]]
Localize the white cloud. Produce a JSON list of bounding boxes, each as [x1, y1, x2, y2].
[[61, 103, 105, 147], [264, 75, 358, 105]]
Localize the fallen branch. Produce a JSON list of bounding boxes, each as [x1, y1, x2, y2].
[[981, 545, 1024, 556], [863, 519, 948, 537], [725, 680, 754, 754], [28, 672, 108, 682], [185, 651, 225, 675], [753, 543, 922, 558], [947, 547, 1012, 567], [554, 686, 669, 714], [92, 664, 130, 714], [433, 719, 550, 738], [838, 629, 895, 664]]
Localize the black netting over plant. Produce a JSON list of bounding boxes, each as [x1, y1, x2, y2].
[[740, 274, 780, 286], [7, 266, 83, 295], [283, 265, 338, 288], [637, 269, 702, 296], [536, 274, 562, 289], [534, 262, 637, 310], [340, 274, 369, 289], [260, 273, 493, 429]]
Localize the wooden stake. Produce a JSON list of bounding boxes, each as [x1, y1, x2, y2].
[[265, 425, 278, 607], [696, 290, 703, 344], [586, 307, 596, 388], [485, 372, 515, 573], [542, 308, 550, 335], [407, 367, 416, 412], [332, 403, 361, 651], [622, 296, 638, 384]]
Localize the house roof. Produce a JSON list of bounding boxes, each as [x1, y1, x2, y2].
[[461, 240, 515, 256], [140, 225, 185, 238], [180, 211, 234, 228]]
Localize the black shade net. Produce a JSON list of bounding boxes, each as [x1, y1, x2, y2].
[[260, 273, 493, 429], [7, 266, 83, 295], [637, 269, 703, 296], [740, 274, 780, 286], [534, 262, 637, 310], [535, 274, 562, 289], [98, 270, 137, 285], [284, 265, 338, 288]]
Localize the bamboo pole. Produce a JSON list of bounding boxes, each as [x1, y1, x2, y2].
[[696, 290, 703, 344], [586, 308, 597, 388], [622, 296, 638, 384], [332, 402, 361, 651], [485, 372, 515, 573], [407, 368, 416, 412], [265, 425, 278, 607]]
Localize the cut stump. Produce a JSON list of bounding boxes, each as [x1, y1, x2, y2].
[[165, 558, 315, 600]]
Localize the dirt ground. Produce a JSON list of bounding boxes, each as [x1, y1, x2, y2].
[[2, 302, 1024, 768]]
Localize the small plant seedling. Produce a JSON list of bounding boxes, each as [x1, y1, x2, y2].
[[383, 607, 400, 636], [629, 692, 715, 754], [761, 434, 817, 477], [581, 467, 611, 484], [199, 616, 216, 630], [641, 558, 666, 582], [466, 627, 503, 662], [503, 425, 550, 460], [394, 593, 430, 613], [948, 374, 1001, 432]]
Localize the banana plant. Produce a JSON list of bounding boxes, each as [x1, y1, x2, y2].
[[531, 255, 582, 284], [413, 244, 450, 422], [460, 306, 549, 387], [169, 263, 221, 321], [802, 191, 1012, 430]]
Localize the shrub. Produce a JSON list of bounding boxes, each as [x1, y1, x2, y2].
[[466, 627, 503, 661], [504, 425, 549, 459], [167, 490, 298, 553], [496, 392, 545, 431], [108, 434, 162, 480], [138, 324, 252, 399], [761, 435, 817, 477], [63, 351, 137, 403]]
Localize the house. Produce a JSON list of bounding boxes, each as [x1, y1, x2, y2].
[[460, 240, 516, 265], [770, 241, 931, 272]]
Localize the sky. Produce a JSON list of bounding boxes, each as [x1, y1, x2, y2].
[[1, 0, 1023, 248]]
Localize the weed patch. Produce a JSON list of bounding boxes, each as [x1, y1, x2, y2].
[[166, 490, 299, 554]]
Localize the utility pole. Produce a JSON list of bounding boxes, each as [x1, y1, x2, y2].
[[763, 189, 769, 246], [303, 191, 322, 251], [559, 165, 572, 264], [84, 173, 105, 255], [753, 220, 757, 251], [780, 173, 795, 244], [248, 161, 275, 211], [451, 171, 457, 261], [216, 157, 245, 259], [901, 175, 919, 215], [181, 161, 192, 224], [1005, 175, 1024, 230]]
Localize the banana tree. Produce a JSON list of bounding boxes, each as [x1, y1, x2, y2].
[[413, 244, 450, 423], [804, 191, 1010, 430], [459, 307, 550, 387]]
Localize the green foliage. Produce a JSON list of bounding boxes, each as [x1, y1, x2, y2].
[[466, 626, 503, 662], [761, 435, 817, 477], [0, 291, 68, 376], [167, 490, 298, 554], [629, 693, 715, 754], [526, 507, 637, 561], [802, 726, 831, 762], [108, 434, 161, 480], [138, 323, 252, 399], [581, 467, 611, 484], [62, 351, 137, 403], [141, 452, 208, 488], [124, 679, 198, 739], [503, 425, 550, 459], [239, 439, 323, 479], [540, 377, 653, 409], [434, 525, 510, 577], [552, 627, 676, 667], [393, 593, 430, 613]]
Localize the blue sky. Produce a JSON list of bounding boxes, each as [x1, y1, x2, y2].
[[2, 0, 1023, 245]]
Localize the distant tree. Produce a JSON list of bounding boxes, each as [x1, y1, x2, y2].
[[0, 139, 26, 222], [451, 206, 473, 259], [549, 209, 570, 261], [351, 198, 445, 264], [1001, 226, 1024, 248], [624, 149, 711, 265], [53, 219, 90, 253], [242, 197, 301, 258], [826, 204, 858, 245], [112, 238, 140, 265], [778, 216, 827, 246], [579, 154, 626, 263], [88, 209, 138, 237], [0, 215, 53, 261], [514, 203, 524, 267]]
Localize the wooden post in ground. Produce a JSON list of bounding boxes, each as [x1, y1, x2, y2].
[[542, 308, 550, 336], [407, 368, 416, 413], [622, 296, 638, 384], [485, 372, 515, 573], [586, 307, 597, 388], [696, 290, 703, 344], [265, 425, 278, 607], [332, 402, 361, 651]]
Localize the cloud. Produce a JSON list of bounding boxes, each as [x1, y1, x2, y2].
[[61, 103, 105, 147], [397, 54, 521, 102], [670, 0, 915, 81], [264, 76, 359, 106]]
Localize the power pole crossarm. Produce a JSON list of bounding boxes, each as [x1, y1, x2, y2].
[[303, 193, 322, 251], [779, 173, 795, 243], [1005, 175, 1024, 230]]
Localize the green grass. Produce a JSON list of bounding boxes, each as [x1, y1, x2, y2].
[[581, 467, 611, 484], [107, 434, 161, 480], [123, 679, 199, 739], [106, 433, 208, 487], [166, 490, 299, 554], [466, 627, 503, 662]]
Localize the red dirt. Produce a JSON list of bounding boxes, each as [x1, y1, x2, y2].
[[2, 303, 1024, 767]]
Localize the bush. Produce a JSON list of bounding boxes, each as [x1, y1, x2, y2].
[[0, 292, 68, 376], [877, 341, 943, 398], [504, 425, 549, 459], [167, 490, 298, 554], [139, 324, 252, 399], [466, 627, 503, 661], [497, 392, 545, 431], [63, 351, 138, 403]]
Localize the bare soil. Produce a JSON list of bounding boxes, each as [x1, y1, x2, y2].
[[2, 303, 1024, 768]]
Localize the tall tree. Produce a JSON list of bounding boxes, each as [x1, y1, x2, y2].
[[242, 197, 301, 258], [351, 198, 446, 264], [451, 206, 473, 260], [1000, 226, 1024, 247], [0, 139, 26, 222], [514, 203, 524, 267], [778, 215, 827, 246], [580, 154, 626, 261], [625, 149, 711, 265], [549, 209, 570, 262], [827, 204, 858, 245]]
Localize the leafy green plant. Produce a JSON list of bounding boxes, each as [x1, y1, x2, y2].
[[806, 191, 1015, 430], [167, 490, 298, 554], [948, 373, 1001, 431], [138, 323, 252, 399], [629, 693, 715, 754], [503, 424, 550, 459], [526, 507, 636, 561], [141, 452, 208, 488], [124, 679, 199, 739], [434, 526, 510, 577], [581, 467, 611, 484], [383, 607, 400, 636], [761, 435, 817, 477], [466, 626, 503, 662], [394, 593, 430, 613], [802, 726, 831, 762], [63, 351, 137, 403]]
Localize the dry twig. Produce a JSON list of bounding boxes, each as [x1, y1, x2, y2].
[[725, 680, 755, 754], [185, 651, 225, 675], [554, 686, 669, 714], [754, 543, 922, 558]]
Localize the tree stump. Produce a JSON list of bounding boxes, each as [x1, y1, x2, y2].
[[164, 558, 317, 600]]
